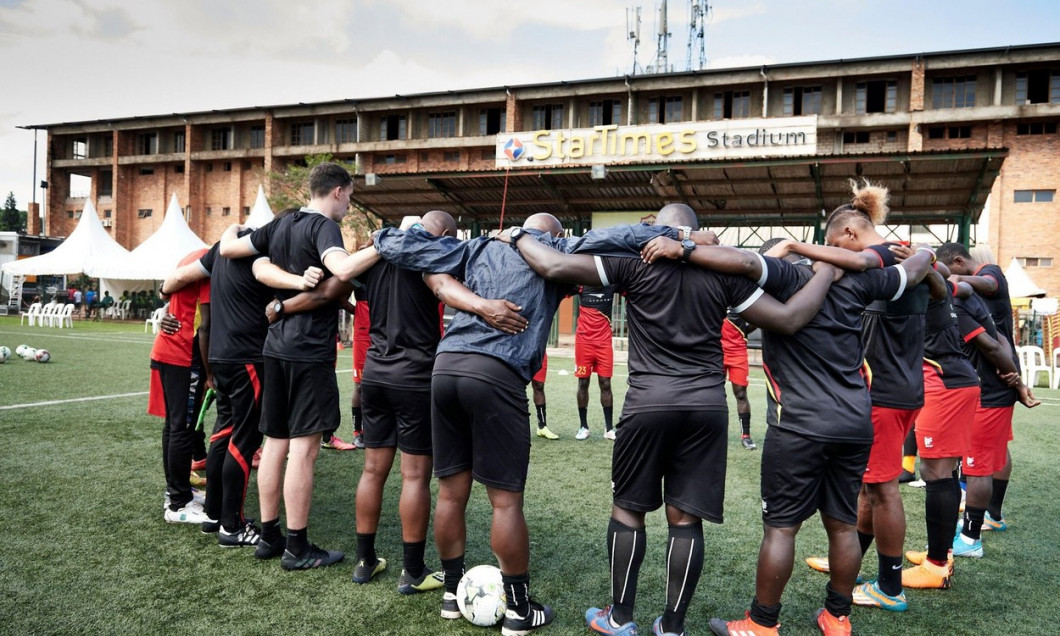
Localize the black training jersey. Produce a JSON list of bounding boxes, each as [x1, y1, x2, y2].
[[357, 260, 442, 390], [597, 255, 762, 415], [973, 263, 1016, 345], [923, 280, 980, 390], [199, 240, 271, 364], [860, 243, 929, 409], [954, 293, 1018, 408], [760, 257, 906, 443], [249, 209, 347, 363]]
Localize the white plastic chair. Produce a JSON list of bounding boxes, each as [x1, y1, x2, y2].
[[1022, 345, 1053, 388], [20, 302, 42, 326], [145, 307, 166, 334], [38, 303, 59, 327], [56, 304, 75, 328], [118, 299, 131, 320], [1052, 349, 1060, 390]]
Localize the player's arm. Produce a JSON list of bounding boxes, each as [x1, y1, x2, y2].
[[161, 261, 209, 295], [774, 240, 881, 271], [923, 269, 949, 300], [738, 261, 837, 335], [323, 245, 382, 283], [513, 233, 602, 286], [252, 258, 322, 291], [423, 273, 528, 335], [640, 237, 764, 279], [894, 247, 936, 287], [949, 274, 998, 296], [265, 276, 356, 324], [218, 224, 255, 258], [965, 331, 1039, 407]]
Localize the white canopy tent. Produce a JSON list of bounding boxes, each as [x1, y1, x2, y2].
[[1, 199, 135, 279], [1004, 257, 1047, 298], [245, 185, 275, 229]]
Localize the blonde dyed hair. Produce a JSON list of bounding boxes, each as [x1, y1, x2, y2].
[[825, 179, 891, 232]]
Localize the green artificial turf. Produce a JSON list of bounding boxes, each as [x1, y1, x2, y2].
[[0, 316, 1058, 635]]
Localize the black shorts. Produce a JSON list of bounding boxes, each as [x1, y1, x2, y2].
[[361, 382, 432, 455], [259, 356, 339, 439], [612, 409, 728, 523], [431, 355, 529, 492], [760, 426, 871, 527]]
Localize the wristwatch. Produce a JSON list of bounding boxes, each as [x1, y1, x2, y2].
[[272, 300, 284, 316], [680, 238, 696, 263], [677, 226, 692, 241], [509, 226, 526, 247]]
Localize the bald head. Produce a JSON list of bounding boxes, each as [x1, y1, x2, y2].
[[524, 213, 564, 238], [656, 203, 698, 230], [421, 210, 458, 237]]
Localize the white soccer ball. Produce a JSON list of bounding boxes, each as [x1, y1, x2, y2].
[[457, 565, 507, 627], [34, 349, 51, 363], [21, 347, 37, 361], [15, 344, 28, 356], [0, 346, 10, 362]]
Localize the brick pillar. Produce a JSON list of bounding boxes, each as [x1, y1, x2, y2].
[[909, 58, 925, 112], [908, 122, 923, 152], [506, 91, 520, 132], [26, 202, 40, 234], [263, 111, 277, 186]]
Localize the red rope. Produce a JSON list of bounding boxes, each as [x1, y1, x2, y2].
[[498, 168, 511, 232]]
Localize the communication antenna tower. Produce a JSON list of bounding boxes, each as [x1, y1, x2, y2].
[[648, 0, 672, 74], [686, 0, 710, 71], [626, 6, 642, 75]]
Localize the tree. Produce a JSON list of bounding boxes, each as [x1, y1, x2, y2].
[[266, 154, 381, 246], [0, 192, 25, 233]]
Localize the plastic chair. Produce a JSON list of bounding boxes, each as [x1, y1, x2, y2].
[[37, 303, 59, 327], [1022, 345, 1053, 388], [20, 302, 42, 326], [144, 307, 166, 334], [56, 304, 75, 328], [118, 299, 131, 320]]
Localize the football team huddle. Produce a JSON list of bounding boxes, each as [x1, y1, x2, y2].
[[148, 162, 1038, 636]]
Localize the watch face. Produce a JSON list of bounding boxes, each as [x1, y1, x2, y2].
[[273, 302, 283, 313], [682, 239, 695, 250]]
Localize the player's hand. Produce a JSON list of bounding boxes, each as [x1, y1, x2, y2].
[[888, 244, 914, 262], [1018, 383, 1041, 408], [690, 230, 719, 246], [479, 299, 528, 334], [399, 215, 422, 231], [764, 239, 794, 259], [813, 260, 844, 282], [265, 301, 280, 324], [640, 236, 682, 263], [301, 266, 323, 290], [998, 370, 1021, 388], [204, 373, 215, 391], [160, 313, 181, 335], [494, 227, 517, 245]]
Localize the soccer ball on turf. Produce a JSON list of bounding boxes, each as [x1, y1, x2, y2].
[[21, 347, 37, 361], [0, 346, 10, 362], [34, 349, 51, 363], [15, 344, 28, 357], [457, 565, 507, 627]]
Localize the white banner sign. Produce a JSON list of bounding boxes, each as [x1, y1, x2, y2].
[[496, 116, 817, 167]]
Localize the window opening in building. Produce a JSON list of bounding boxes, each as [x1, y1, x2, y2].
[[249, 126, 265, 148], [932, 76, 976, 108], [1016, 121, 1058, 135], [479, 108, 506, 135], [855, 80, 897, 114], [712, 92, 747, 119], [383, 154, 406, 164], [428, 112, 458, 138], [138, 132, 158, 155], [174, 131, 186, 153], [532, 104, 564, 130], [1013, 189, 1055, 203], [842, 131, 871, 144], [381, 114, 407, 141], [589, 99, 622, 126], [211, 127, 232, 150], [98, 170, 113, 197], [1015, 70, 1060, 104], [290, 122, 315, 146], [137, 209, 152, 218], [782, 86, 822, 116], [336, 119, 357, 143]]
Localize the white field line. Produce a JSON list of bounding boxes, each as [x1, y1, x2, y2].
[[0, 329, 152, 345]]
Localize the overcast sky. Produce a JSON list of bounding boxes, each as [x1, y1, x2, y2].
[[1, 0, 1058, 212]]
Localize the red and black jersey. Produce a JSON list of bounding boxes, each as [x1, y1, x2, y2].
[[576, 285, 616, 343], [922, 280, 980, 390], [954, 293, 1018, 408], [973, 263, 1018, 354], [199, 240, 271, 365], [150, 248, 210, 368], [860, 243, 929, 409], [759, 257, 905, 443]]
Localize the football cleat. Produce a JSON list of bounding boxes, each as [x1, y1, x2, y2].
[[536, 426, 560, 440], [352, 432, 366, 449], [351, 557, 387, 584], [651, 616, 685, 635], [254, 535, 285, 560], [586, 606, 639, 635], [164, 501, 213, 525], [898, 469, 916, 484], [251, 447, 262, 469], [902, 560, 951, 589], [398, 569, 444, 595], [741, 435, 757, 450], [321, 434, 356, 450], [280, 544, 345, 570], [440, 591, 462, 620], [852, 581, 907, 612], [708, 611, 778, 635], [805, 556, 830, 573], [575, 427, 591, 440], [952, 534, 984, 558], [814, 608, 851, 636], [218, 522, 261, 548], [190, 458, 207, 471], [982, 512, 1007, 532], [188, 470, 206, 488], [604, 429, 617, 441], [501, 600, 554, 636]]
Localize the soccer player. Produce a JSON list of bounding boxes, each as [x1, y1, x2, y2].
[[722, 313, 757, 450], [219, 162, 382, 570], [937, 242, 1022, 531], [375, 213, 684, 636], [640, 234, 934, 636], [149, 248, 211, 525], [532, 354, 557, 439], [899, 269, 981, 589], [342, 283, 371, 450], [783, 181, 928, 611], [574, 285, 617, 441], [511, 204, 836, 636]]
